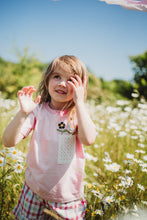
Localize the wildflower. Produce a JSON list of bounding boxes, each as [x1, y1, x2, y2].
[[137, 184, 145, 191], [142, 168, 147, 173], [103, 152, 112, 163], [84, 152, 98, 162], [5, 175, 12, 180], [104, 162, 120, 172], [118, 131, 127, 137], [103, 157, 112, 163], [119, 176, 133, 188], [131, 136, 138, 140], [139, 163, 147, 168], [141, 201, 147, 205], [94, 144, 99, 148], [124, 106, 132, 112], [95, 209, 104, 216], [103, 196, 114, 205], [143, 155, 147, 161], [1, 148, 11, 156], [133, 158, 143, 164], [123, 169, 132, 174], [123, 206, 129, 214], [9, 148, 19, 159], [14, 163, 24, 173], [131, 93, 139, 98], [138, 143, 145, 148], [91, 189, 103, 199], [116, 100, 130, 106], [124, 159, 133, 165], [0, 157, 5, 167], [106, 106, 121, 113], [126, 153, 134, 159], [135, 149, 145, 154]]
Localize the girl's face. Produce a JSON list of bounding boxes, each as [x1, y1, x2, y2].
[[48, 65, 76, 110]]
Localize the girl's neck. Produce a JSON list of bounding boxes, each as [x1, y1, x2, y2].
[[49, 102, 69, 111]]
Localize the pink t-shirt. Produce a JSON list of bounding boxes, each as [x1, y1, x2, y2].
[[20, 103, 85, 203]]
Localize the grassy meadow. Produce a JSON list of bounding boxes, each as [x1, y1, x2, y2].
[[0, 91, 147, 220], [0, 55, 147, 219]]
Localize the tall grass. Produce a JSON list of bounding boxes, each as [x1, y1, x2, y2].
[[0, 92, 147, 219]]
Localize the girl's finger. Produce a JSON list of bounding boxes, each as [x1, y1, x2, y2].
[[35, 96, 41, 104], [22, 86, 35, 95], [74, 74, 82, 86], [67, 80, 76, 91], [28, 88, 36, 96], [70, 77, 79, 87], [17, 91, 24, 97]]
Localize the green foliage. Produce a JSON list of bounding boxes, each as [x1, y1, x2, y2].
[[87, 73, 103, 102], [0, 48, 48, 99], [129, 50, 147, 99], [110, 79, 134, 99]]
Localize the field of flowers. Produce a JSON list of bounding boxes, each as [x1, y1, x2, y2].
[[0, 91, 147, 220]]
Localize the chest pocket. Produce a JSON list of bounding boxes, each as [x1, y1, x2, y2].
[[58, 133, 76, 164]]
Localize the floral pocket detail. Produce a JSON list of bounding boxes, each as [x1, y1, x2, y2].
[[57, 121, 76, 135], [58, 122, 65, 129]]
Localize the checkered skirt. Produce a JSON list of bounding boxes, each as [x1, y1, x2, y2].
[[12, 181, 87, 220]]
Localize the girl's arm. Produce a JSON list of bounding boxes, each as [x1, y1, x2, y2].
[[2, 86, 40, 147], [68, 75, 96, 146], [75, 101, 96, 146], [2, 110, 28, 147]]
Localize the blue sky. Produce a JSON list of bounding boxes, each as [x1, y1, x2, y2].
[[0, 0, 147, 81]]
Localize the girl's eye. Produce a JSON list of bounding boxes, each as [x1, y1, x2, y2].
[[68, 79, 72, 82], [54, 75, 60, 79]]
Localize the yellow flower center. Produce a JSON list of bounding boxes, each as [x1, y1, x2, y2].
[[0, 160, 3, 164], [17, 165, 21, 170], [13, 151, 17, 154]]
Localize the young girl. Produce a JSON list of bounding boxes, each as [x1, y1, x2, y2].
[[2, 55, 96, 220]]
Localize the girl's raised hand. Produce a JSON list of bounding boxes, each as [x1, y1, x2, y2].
[[17, 86, 41, 115], [68, 74, 86, 104]]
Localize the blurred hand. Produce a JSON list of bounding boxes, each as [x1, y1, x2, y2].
[[17, 86, 41, 115]]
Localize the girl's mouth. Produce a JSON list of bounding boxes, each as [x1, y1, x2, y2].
[[56, 89, 67, 94]]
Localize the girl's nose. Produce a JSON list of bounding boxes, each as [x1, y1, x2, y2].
[[59, 80, 66, 87]]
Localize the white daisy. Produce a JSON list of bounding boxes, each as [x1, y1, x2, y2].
[[14, 163, 24, 173], [135, 150, 145, 154], [103, 196, 114, 204], [95, 209, 104, 216], [137, 184, 145, 191], [143, 155, 147, 161], [126, 153, 134, 159], [0, 157, 5, 167]]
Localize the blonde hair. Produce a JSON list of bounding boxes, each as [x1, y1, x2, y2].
[[37, 55, 88, 116]]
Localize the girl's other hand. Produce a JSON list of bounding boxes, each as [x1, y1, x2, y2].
[[17, 86, 41, 115], [68, 75, 86, 105]]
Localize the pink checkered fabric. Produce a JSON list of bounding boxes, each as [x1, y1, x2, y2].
[[12, 182, 87, 220]]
